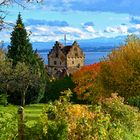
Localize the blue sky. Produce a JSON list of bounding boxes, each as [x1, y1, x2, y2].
[[1, 0, 140, 43]]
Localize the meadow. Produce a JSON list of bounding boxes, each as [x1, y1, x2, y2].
[[0, 104, 44, 121]]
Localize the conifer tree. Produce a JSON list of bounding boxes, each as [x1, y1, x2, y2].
[[7, 13, 47, 104], [7, 13, 34, 66]]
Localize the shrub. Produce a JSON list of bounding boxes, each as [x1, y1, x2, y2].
[[101, 93, 140, 139], [0, 105, 18, 140], [127, 96, 140, 109], [40, 90, 140, 140]]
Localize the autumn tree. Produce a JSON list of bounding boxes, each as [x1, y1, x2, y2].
[[72, 63, 101, 103], [97, 35, 140, 100]]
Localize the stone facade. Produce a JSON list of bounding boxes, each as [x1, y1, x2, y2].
[[48, 41, 85, 77]]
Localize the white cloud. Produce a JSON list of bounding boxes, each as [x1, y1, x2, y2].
[[84, 26, 96, 33], [104, 25, 128, 34]]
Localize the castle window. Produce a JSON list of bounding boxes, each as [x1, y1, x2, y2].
[[54, 61, 57, 65], [56, 53, 58, 58], [60, 62, 61, 65], [77, 63, 80, 68], [72, 61, 74, 64], [75, 53, 78, 57]]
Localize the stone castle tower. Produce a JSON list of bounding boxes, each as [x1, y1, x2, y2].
[[47, 41, 85, 77]]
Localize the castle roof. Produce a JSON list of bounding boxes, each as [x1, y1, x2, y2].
[[61, 45, 72, 55]]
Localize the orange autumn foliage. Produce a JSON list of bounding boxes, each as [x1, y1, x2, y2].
[[72, 63, 101, 100]]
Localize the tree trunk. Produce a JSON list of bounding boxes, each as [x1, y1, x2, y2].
[[21, 85, 28, 107], [21, 91, 25, 107]]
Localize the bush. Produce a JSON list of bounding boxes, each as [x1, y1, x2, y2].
[[40, 90, 140, 140], [0, 93, 8, 106], [101, 93, 140, 140], [0, 105, 18, 140], [127, 96, 140, 109]]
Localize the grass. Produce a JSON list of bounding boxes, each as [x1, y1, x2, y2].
[[0, 103, 45, 121], [24, 104, 44, 120]]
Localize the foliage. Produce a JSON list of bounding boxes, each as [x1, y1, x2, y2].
[[0, 105, 18, 140], [8, 62, 41, 106], [6, 13, 47, 104], [101, 93, 140, 140], [0, 93, 8, 105], [7, 13, 34, 66], [96, 35, 140, 99], [0, 93, 140, 140], [0, 57, 42, 105], [25, 120, 46, 140], [72, 63, 101, 102], [40, 90, 140, 140], [44, 76, 75, 102], [0, 48, 5, 61], [127, 96, 140, 109]]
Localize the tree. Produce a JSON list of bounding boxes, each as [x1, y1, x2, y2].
[[12, 62, 40, 106], [7, 13, 47, 104], [72, 63, 101, 103], [7, 13, 34, 66], [97, 35, 140, 100]]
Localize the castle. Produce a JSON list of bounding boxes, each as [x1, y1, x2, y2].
[[47, 41, 85, 77]]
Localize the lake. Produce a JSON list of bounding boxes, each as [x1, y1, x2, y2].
[[39, 51, 110, 65]]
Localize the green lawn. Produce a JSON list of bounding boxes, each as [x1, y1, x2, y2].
[[0, 104, 45, 121], [24, 104, 45, 120]]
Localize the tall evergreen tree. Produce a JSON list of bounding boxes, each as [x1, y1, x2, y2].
[[7, 13, 34, 66], [7, 13, 47, 104]]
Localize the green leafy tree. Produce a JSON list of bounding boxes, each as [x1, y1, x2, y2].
[[44, 76, 75, 102]]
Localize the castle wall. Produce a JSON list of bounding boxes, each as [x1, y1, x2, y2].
[[67, 57, 84, 68], [48, 49, 66, 76]]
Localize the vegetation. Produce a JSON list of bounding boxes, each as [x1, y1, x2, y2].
[[1, 91, 140, 140], [96, 35, 140, 100], [5, 13, 47, 105], [1, 12, 140, 139], [44, 76, 75, 102], [72, 63, 101, 103]]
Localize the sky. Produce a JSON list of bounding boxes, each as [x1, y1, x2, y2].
[[1, 0, 140, 43]]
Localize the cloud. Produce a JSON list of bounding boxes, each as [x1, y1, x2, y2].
[[25, 24, 101, 42], [130, 17, 140, 24], [82, 21, 95, 33], [127, 24, 140, 33], [25, 19, 69, 27], [36, 0, 140, 15], [128, 27, 138, 33], [84, 26, 96, 33], [104, 25, 128, 34], [83, 22, 94, 26]]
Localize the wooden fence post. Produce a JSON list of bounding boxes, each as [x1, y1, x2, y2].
[[18, 106, 24, 140]]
